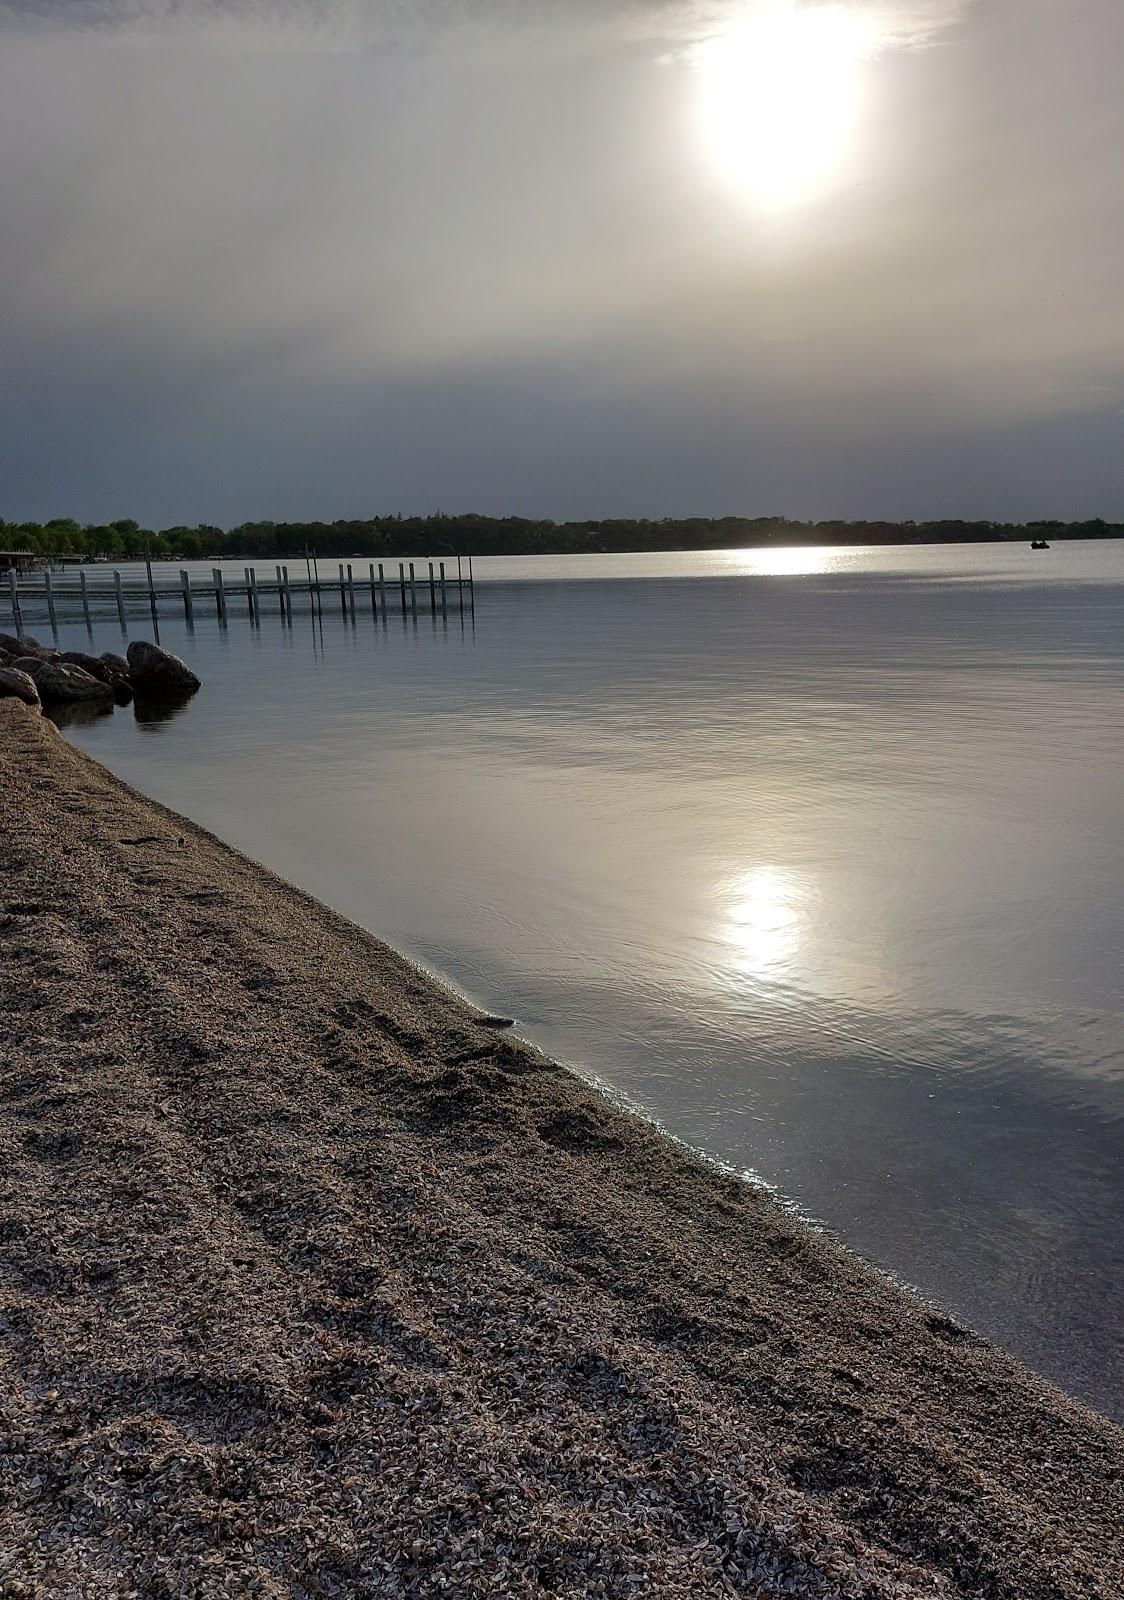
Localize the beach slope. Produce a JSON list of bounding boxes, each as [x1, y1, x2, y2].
[[1, 701, 1120, 1599]]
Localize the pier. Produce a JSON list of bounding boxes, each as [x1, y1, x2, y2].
[[5, 557, 475, 632]]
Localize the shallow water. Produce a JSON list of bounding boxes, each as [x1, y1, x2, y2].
[[23, 542, 1124, 1420]]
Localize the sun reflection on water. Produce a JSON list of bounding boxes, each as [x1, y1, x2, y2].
[[749, 546, 839, 577], [723, 864, 804, 979]]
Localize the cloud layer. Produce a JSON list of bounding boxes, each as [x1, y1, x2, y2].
[[0, 0, 969, 52], [1, 0, 1121, 525]]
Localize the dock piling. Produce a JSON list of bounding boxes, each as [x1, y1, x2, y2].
[[3, 555, 477, 629]]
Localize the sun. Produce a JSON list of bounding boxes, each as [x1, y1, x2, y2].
[[692, 3, 878, 209]]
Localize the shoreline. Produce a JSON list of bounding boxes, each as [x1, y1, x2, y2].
[[2, 699, 1121, 1597]]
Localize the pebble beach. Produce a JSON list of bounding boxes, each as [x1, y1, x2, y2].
[[1, 698, 1121, 1599]]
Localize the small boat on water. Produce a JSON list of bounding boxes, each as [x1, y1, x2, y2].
[[1030, 539, 1050, 550]]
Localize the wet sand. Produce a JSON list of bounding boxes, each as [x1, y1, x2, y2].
[[1, 699, 1121, 1599]]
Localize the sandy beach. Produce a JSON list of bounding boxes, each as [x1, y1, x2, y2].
[[1, 697, 1121, 1599]]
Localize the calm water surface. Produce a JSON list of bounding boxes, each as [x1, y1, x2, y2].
[[29, 544, 1124, 1419]]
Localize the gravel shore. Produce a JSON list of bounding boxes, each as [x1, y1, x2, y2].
[[1, 700, 1121, 1599]]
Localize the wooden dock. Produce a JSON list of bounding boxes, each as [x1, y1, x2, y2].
[[5, 559, 475, 632]]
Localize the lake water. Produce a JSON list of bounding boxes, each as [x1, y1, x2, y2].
[[19, 543, 1124, 1420]]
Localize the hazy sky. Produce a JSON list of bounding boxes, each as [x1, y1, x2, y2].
[[1, 0, 1121, 526]]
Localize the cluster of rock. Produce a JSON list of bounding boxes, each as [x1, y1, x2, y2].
[[0, 634, 201, 713]]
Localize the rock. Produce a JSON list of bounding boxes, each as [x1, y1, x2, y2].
[[59, 651, 133, 700], [60, 650, 118, 685], [126, 640, 201, 695], [15, 634, 52, 659], [0, 667, 41, 709], [0, 633, 53, 659], [15, 657, 115, 704]]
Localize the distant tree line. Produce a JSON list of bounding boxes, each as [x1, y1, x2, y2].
[[3, 512, 1121, 562]]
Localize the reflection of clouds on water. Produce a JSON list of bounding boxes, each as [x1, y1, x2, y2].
[[723, 864, 804, 979]]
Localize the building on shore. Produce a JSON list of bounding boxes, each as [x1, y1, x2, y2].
[[0, 550, 40, 574]]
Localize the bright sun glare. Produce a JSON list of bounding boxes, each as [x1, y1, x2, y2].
[[693, 3, 878, 208], [725, 865, 803, 978]]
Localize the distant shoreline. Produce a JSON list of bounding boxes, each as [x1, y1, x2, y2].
[[2, 697, 1121, 1596], [4, 514, 1122, 569]]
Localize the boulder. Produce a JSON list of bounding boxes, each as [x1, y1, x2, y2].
[[15, 657, 115, 704], [60, 649, 132, 694], [99, 652, 135, 702], [60, 650, 116, 684], [0, 667, 41, 709], [15, 634, 53, 660], [0, 633, 53, 659], [126, 640, 201, 695]]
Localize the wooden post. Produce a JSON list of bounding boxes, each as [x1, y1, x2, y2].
[[249, 567, 259, 617], [468, 553, 475, 616], [338, 564, 348, 615], [347, 563, 356, 614], [439, 561, 448, 615], [78, 569, 92, 629], [8, 570, 22, 632], [456, 554, 464, 613], [213, 568, 227, 621], [379, 562, 387, 617], [244, 567, 255, 618], [145, 551, 157, 614], [44, 568, 58, 630], [181, 570, 194, 622], [114, 570, 127, 628], [409, 562, 417, 618], [282, 565, 292, 616], [398, 562, 407, 613], [428, 561, 437, 612], [369, 563, 378, 616]]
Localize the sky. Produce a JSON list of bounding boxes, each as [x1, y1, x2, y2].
[[1, 0, 1122, 527]]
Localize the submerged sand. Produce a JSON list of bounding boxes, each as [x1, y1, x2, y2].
[[0, 700, 1120, 1599]]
